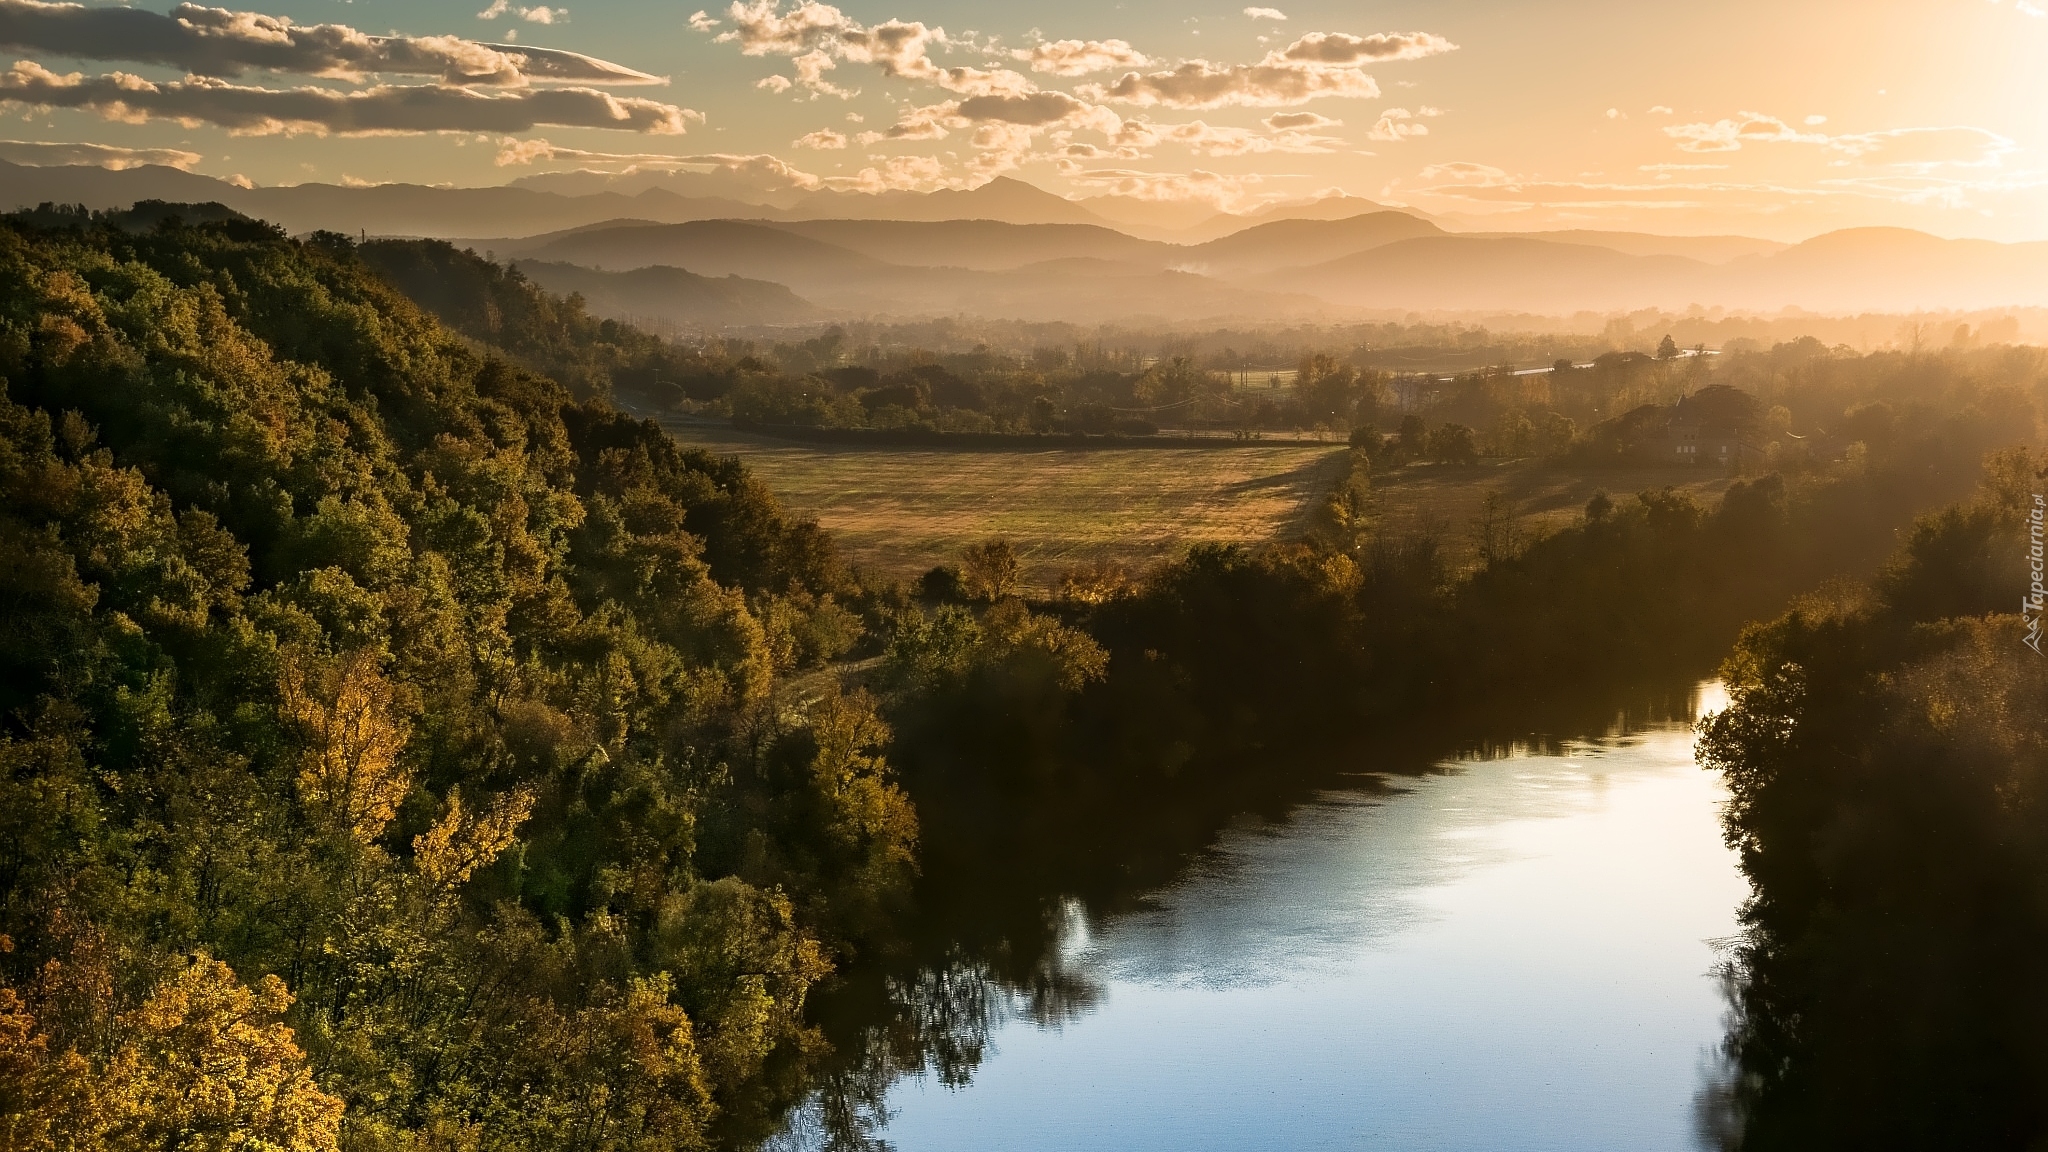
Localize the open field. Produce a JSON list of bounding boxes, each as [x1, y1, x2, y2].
[[663, 422, 1739, 586], [1371, 458, 1737, 570], [662, 422, 1348, 586]]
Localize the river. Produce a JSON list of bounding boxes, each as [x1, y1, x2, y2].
[[772, 682, 1745, 1151]]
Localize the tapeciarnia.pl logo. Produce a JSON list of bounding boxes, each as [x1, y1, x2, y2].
[[2028, 492, 2045, 654]]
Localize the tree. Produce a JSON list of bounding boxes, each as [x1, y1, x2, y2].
[[960, 538, 1022, 601], [1471, 489, 1524, 567], [0, 953, 345, 1152], [1397, 414, 1428, 458], [1657, 334, 1680, 360], [1426, 423, 1480, 465], [278, 647, 413, 847]]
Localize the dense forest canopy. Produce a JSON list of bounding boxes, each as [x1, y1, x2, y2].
[[0, 206, 921, 1149]]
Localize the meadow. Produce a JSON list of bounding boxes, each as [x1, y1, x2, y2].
[[663, 422, 1734, 586], [1370, 458, 1736, 569], [662, 421, 1347, 585]]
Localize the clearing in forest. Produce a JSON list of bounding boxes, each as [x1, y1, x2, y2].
[[663, 422, 1739, 587], [662, 422, 1349, 586]]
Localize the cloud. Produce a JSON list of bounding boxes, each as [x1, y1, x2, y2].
[[1013, 38, 1148, 76], [1648, 104, 1672, 115], [1243, 7, 1287, 19], [1417, 161, 1507, 184], [1664, 111, 1828, 152], [860, 99, 953, 140], [794, 127, 845, 148], [860, 87, 1118, 144], [493, 136, 690, 164], [1400, 166, 2048, 218], [1804, 114, 1826, 125], [955, 89, 1101, 126], [1059, 165, 1266, 210], [1275, 31, 1456, 64], [1263, 110, 1338, 129], [1155, 118, 1339, 155], [713, 1, 1040, 98], [0, 61, 699, 134], [1366, 108, 1426, 141], [1079, 30, 1452, 109], [1082, 58, 1378, 109], [495, 141, 837, 188], [713, 0, 859, 55], [790, 48, 855, 97], [0, 137, 201, 168], [688, 9, 718, 30], [1827, 125, 2017, 170], [755, 73, 792, 92], [477, 1, 565, 23], [1665, 111, 2015, 171], [0, 0, 657, 85], [820, 153, 957, 192]]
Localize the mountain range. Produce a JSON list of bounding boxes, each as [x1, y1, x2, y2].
[[3, 161, 2046, 324]]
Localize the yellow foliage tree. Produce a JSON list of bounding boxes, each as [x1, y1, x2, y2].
[[279, 648, 412, 845], [0, 952, 342, 1152], [412, 784, 538, 902], [959, 538, 1021, 602]]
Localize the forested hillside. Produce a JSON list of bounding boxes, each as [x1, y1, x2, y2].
[[0, 210, 914, 1148]]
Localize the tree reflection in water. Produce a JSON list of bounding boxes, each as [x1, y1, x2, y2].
[[765, 674, 1710, 1151], [771, 908, 1105, 1152]]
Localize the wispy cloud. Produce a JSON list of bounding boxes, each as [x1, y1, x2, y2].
[[0, 137, 201, 168], [1665, 110, 2017, 171], [1664, 111, 1827, 152], [1242, 7, 1287, 20], [0, 61, 699, 134], [1057, 165, 1268, 210], [0, 0, 658, 85]]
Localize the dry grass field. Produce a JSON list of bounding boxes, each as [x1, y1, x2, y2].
[[1370, 457, 1737, 569], [662, 422, 1349, 587], [662, 421, 1739, 588]]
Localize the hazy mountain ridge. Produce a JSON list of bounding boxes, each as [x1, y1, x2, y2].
[[512, 259, 828, 326], [8, 163, 2048, 321]]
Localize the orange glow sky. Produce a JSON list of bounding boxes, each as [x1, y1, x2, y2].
[[2, 0, 2043, 239]]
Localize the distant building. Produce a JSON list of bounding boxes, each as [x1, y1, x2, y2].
[[1664, 388, 1763, 466], [1574, 383, 1764, 467]]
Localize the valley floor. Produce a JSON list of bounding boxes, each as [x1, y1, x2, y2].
[[663, 421, 1736, 585]]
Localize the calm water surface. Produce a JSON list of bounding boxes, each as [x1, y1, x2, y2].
[[790, 684, 1745, 1151]]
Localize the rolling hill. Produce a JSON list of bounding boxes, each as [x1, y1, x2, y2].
[[753, 218, 1172, 271], [1278, 236, 1713, 312], [1181, 211, 1448, 275], [511, 219, 894, 287], [513, 260, 827, 327]]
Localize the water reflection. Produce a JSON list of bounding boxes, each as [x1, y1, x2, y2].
[[774, 685, 1745, 1152]]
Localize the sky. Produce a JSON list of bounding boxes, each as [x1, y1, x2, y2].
[[1, 0, 2046, 240]]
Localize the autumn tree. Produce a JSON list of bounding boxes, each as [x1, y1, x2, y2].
[[960, 538, 1022, 601]]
